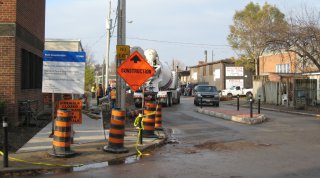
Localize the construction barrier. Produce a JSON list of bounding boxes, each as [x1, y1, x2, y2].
[[104, 108, 129, 153], [49, 109, 76, 157], [142, 102, 158, 138], [155, 103, 163, 130]]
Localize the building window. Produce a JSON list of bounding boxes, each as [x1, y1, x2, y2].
[[203, 66, 206, 76], [276, 64, 290, 73], [21, 49, 43, 89]]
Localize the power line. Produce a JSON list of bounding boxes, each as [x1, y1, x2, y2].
[[89, 32, 107, 47], [126, 36, 231, 48]]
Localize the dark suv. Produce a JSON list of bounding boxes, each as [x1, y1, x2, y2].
[[193, 85, 220, 107]]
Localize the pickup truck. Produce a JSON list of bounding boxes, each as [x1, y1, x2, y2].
[[221, 86, 253, 98]]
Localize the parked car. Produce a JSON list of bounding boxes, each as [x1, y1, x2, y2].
[[193, 85, 220, 107], [221, 86, 253, 98]]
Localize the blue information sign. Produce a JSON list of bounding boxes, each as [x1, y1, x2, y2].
[[42, 50, 86, 94], [43, 50, 86, 62]]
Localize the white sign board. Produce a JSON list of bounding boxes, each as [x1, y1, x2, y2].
[[42, 50, 86, 94], [226, 67, 244, 76]]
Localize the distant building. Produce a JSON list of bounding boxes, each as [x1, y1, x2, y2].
[[188, 59, 253, 90], [45, 39, 84, 52], [0, 0, 45, 125], [178, 67, 190, 86]]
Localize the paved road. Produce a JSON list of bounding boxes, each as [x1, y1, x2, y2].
[[28, 97, 320, 178]]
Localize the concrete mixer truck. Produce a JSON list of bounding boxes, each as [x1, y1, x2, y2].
[[133, 48, 180, 108]]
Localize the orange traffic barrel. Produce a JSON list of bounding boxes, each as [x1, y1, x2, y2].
[[104, 108, 129, 153], [142, 102, 158, 138], [49, 109, 76, 157], [155, 104, 163, 130]]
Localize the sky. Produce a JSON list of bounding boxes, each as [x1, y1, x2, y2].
[[45, 0, 320, 67]]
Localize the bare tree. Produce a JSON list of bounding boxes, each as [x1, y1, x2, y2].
[[268, 6, 320, 72]]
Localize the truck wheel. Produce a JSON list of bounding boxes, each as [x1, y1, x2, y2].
[[227, 93, 233, 98], [246, 92, 252, 97]]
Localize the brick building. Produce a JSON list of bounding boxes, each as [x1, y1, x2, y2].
[[0, 0, 46, 125], [256, 52, 320, 106]]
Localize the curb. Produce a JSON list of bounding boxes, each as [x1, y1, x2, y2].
[[226, 103, 320, 118], [196, 108, 267, 125]]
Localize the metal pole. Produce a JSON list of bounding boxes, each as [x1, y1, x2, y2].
[[2, 116, 8, 167], [250, 96, 253, 118], [102, 60, 105, 90], [237, 94, 239, 111], [258, 95, 261, 114], [105, 0, 112, 90], [116, 0, 126, 110], [50, 92, 55, 137], [276, 82, 279, 106]]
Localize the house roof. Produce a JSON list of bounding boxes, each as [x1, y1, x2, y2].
[[189, 58, 234, 68], [45, 39, 84, 52]]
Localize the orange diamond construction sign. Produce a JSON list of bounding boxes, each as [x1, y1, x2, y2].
[[117, 51, 155, 91]]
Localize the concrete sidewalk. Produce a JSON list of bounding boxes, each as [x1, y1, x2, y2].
[[0, 112, 166, 176]]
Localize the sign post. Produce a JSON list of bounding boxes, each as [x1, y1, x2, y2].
[[116, 0, 127, 110]]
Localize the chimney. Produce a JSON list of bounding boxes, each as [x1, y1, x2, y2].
[[204, 50, 207, 63]]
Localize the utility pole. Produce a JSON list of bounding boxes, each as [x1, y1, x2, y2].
[[116, 0, 126, 109], [105, 0, 112, 90], [102, 59, 105, 89], [212, 50, 214, 62]]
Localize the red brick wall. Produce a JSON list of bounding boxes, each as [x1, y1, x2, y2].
[[0, 0, 17, 22], [268, 73, 281, 82], [259, 52, 298, 75], [16, 0, 45, 41], [0, 37, 16, 120], [0, 0, 45, 125]]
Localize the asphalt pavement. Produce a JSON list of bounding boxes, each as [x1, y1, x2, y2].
[[0, 97, 319, 176]]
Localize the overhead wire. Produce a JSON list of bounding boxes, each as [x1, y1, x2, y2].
[[126, 37, 230, 48]]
